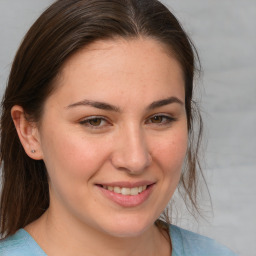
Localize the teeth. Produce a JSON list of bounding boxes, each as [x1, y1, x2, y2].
[[103, 185, 148, 195], [121, 187, 131, 195], [130, 187, 139, 195], [114, 187, 121, 193]]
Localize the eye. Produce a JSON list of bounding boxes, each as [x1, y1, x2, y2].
[[79, 116, 109, 128], [150, 116, 164, 123], [146, 114, 176, 126], [88, 118, 103, 126]]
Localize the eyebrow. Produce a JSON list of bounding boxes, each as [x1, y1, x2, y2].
[[146, 96, 184, 111], [66, 96, 183, 112], [66, 99, 120, 112]]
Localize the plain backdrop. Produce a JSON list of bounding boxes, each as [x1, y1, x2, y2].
[[0, 1, 255, 255]]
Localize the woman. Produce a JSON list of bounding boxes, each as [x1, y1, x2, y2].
[[0, 0, 236, 255]]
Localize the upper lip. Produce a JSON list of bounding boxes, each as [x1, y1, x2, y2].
[[97, 181, 155, 188]]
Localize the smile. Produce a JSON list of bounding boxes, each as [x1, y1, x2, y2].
[[102, 185, 147, 196], [97, 182, 155, 207]]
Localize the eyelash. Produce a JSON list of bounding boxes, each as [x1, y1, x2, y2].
[[79, 116, 109, 129], [79, 114, 176, 129], [146, 114, 177, 126]]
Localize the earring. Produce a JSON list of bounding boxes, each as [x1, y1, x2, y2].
[[31, 149, 36, 153]]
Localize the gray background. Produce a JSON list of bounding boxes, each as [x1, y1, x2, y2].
[[0, 1, 255, 255]]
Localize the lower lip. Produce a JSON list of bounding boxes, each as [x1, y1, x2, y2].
[[98, 184, 154, 207]]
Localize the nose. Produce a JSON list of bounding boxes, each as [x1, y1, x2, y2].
[[111, 126, 152, 174]]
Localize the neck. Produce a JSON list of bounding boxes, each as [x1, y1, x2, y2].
[[25, 209, 171, 256]]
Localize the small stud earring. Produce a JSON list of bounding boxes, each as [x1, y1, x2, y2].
[[31, 149, 36, 153]]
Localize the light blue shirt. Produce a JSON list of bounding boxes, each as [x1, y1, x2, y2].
[[0, 225, 237, 255]]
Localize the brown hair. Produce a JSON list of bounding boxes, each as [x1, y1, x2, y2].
[[0, 0, 205, 237]]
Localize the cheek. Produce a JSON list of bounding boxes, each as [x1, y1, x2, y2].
[[40, 126, 111, 190], [40, 130, 113, 211], [153, 129, 188, 170], [148, 128, 188, 214]]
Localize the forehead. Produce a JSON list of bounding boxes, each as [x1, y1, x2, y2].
[[50, 38, 185, 107], [59, 37, 183, 77]]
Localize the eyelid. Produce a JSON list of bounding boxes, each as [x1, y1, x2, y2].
[[146, 113, 177, 124], [79, 116, 111, 128]]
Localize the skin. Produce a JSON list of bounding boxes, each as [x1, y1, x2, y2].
[[12, 38, 188, 256]]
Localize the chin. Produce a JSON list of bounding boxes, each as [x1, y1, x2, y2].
[[100, 215, 155, 238]]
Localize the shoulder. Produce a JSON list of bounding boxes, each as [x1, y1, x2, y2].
[[0, 229, 46, 256], [170, 225, 237, 256]]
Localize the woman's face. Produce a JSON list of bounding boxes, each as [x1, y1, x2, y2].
[[36, 38, 188, 237]]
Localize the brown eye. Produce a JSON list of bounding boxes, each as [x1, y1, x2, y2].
[[88, 118, 102, 126], [150, 116, 163, 123], [146, 115, 176, 126], [79, 117, 107, 128]]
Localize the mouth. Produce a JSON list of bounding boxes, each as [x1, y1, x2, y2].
[[99, 184, 149, 196], [96, 182, 155, 207]]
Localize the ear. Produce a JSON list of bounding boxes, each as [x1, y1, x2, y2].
[[11, 105, 43, 160]]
